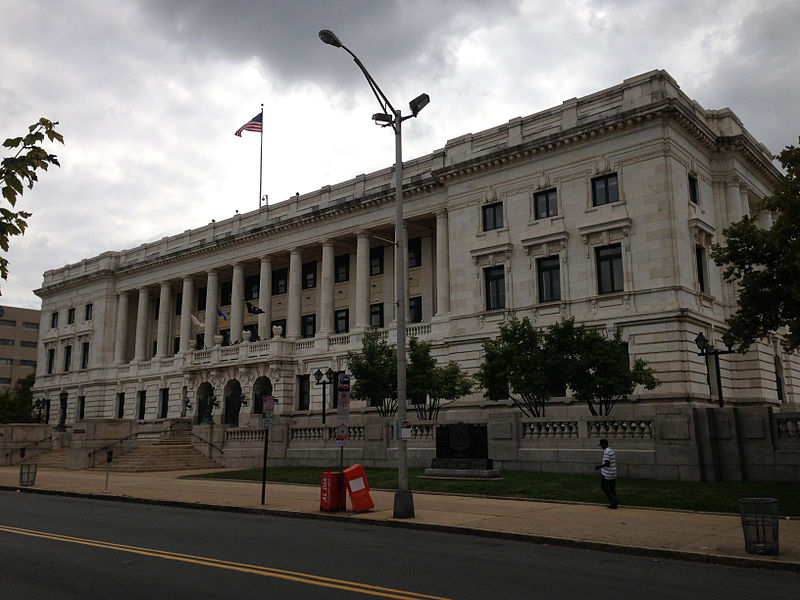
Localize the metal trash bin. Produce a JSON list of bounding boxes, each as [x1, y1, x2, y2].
[[19, 463, 38, 487], [739, 498, 779, 555]]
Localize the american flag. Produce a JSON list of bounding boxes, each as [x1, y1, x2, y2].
[[235, 112, 262, 137]]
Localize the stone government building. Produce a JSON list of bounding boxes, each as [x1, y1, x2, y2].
[[21, 70, 800, 481]]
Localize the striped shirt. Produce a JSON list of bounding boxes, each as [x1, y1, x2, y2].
[[601, 447, 617, 479]]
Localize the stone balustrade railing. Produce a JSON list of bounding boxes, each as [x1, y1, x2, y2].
[[523, 421, 579, 439], [775, 414, 800, 438]]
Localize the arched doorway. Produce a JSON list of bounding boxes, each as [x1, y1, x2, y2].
[[223, 380, 243, 427], [252, 377, 273, 414], [196, 382, 215, 424]]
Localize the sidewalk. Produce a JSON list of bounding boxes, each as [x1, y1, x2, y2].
[[1, 466, 798, 571]]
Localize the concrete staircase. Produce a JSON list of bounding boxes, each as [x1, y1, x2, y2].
[[105, 431, 223, 472], [27, 447, 69, 469]]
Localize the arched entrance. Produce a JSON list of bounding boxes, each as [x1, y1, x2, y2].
[[196, 382, 215, 424], [223, 380, 243, 427], [252, 377, 273, 414]]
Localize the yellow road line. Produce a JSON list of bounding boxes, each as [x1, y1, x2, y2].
[[0, 524, 451, 600]]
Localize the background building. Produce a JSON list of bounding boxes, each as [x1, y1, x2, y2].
[[0, 305, 40, 389], [23, 71, 799, 480]]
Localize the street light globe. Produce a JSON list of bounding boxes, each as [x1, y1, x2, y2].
[[318, 30, 342, 47]]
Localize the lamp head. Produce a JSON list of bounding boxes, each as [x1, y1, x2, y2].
[[694, 332, 708, 351], [372, 112, 393, 123], [409, 93, 430, 116], [722, 330, 736, 350], [326, 367, 335, 382], [318, 29, 342, 48], [313, 368, 323, 383]]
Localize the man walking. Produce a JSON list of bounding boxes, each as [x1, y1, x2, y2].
[[595, 438, 617, 509]]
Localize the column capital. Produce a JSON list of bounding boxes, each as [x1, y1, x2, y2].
[[322, 239, 335, 249]]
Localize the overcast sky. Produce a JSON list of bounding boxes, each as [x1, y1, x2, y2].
[[2, 0, 798, 309]]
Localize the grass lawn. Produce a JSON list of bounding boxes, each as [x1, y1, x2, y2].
[[187, 466, 800, 516]]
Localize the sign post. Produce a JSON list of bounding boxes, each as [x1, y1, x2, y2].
[[261, 395, 276, 505], [336, 376, 350, 509]]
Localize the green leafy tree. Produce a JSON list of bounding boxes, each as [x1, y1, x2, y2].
[[407, 337, 472, 421], [711, 142, 800, 351], [0, 373, 36, 423], [562, 324, 659, 416], [476, 317, 559, 418], [346, 328, 397, 417], [1, 118, 64, 280]]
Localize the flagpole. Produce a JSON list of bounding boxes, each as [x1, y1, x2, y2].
[[259, 103, 264, 210]]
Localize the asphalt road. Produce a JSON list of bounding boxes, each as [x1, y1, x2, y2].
[[0, 491, 796, 599]]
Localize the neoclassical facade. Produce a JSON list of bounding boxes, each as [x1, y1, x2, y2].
[[29, 71, 799, 478]]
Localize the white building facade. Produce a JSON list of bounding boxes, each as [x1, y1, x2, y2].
[[28, 71, 800, 480]]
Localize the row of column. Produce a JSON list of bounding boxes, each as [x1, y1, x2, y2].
[[113, 212, 451, 364]]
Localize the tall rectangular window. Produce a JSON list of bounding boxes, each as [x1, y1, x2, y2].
[[484, 266, 505, 310], [370, 303, 384, 328], [175, 293, 182, 316], [537, 256, 561, 303], [67, 308, 75, 324], [297, 374, 310, 411], [534, 188, 558, 219], [301, 314, 316, 338], [63, 345, 72, 372], [335, 254, 350, 283], [47, 348, 55, 374], [409, 297, 422, 323], [137, 390, 146, 420], [370, 247, 384, 276], [117, 393, 125, 419], [272, 268, 288, 295], [197, 288, 207, 311], [696, 246, 707, 293], [173, 337, 180, 355], [334, 309, 349, 334], [245, 274, 260, 300], [51, 311, 59, 328], [160, 388, 169, 419], [482, 202, 503, 231], [220, 281, 232, 306], [84, 303, 93, 321], [596, 244, 623, 294], [408, 237, 422, 268], [592, 173, 619, 206], [688, 173, 699, 204], [302, 261, 317, 289], [80, 341, 90, 370], [78, 396, 86, 420]]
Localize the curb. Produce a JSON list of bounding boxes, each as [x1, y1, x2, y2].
[[2, 484, 797, 573]]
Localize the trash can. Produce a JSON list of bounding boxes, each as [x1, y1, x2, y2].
[[739, 498, 779, 555], [320, 468, 343, 512], [19, 463, 37, 487]]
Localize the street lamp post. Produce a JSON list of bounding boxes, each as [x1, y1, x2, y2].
[[319, 29, 428, 518], [314, 367, 335, 424], [694, 331, 736, 407]]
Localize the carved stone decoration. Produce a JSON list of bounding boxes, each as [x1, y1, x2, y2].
[[242, 330, 252, 342], [272, 324, 283, 338], [594, 155, 611, 174], [213, 334, 224, 346]]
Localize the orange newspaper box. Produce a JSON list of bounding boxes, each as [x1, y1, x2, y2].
[[343, 464, 374, 512], [320, 468, 343, 512]]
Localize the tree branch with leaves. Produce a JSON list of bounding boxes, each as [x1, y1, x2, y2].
[[346, 328, 397, 417], [407, 336, 472, 421], [1, 118, 64, 281]]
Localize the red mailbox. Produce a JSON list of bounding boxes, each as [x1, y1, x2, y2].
[[320, 468, 342, 512], [343, 464, 374, 512]]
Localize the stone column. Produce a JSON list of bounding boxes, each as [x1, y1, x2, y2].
[[156, 282, 172, 357], [287, 248, 302, 339], [319, 240, 335, 334], [403, 224, 410, 321], [725, 178, 743, 224], [133, 287, 150, 362], [259, 256, 272, 339], [355, 230, 370, 330], [179, 276, 194, 354], [435, 210, 451, 316], [230, 263, 244, 343], [758, 209, 773, 230], [114, 291, 130, 364], [204, 269, 219, 347]]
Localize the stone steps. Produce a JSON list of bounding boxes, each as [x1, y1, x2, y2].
[[27, 447, 69, 469]]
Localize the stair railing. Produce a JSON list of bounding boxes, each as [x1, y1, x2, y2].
[[188, 430, 224, 455], [89, 431, 140, 462]]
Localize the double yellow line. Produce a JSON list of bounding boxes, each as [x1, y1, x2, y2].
[[0, 524, 451, 600]]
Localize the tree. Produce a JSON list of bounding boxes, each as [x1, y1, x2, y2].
[[0, 373, 36, 423], [560, 323, 659, 416], [1, 118, 64, 280], [346, 328, 397, 417], [475, 317, 559, 418], [407, 337, 472, 421], [711, 142, 800, 352]]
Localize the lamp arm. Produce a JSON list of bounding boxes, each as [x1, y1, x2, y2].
[[340, 45, 397, 119]]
